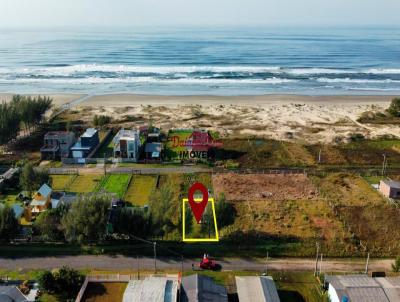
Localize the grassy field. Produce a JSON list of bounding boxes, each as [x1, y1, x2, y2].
[[50, 174, 75, 191], [100, 174, 131, 198], [313, 173, 387, 206], [123, 175, 157, 206], [68, 175, 104, 193], [81, 282, 127, 302]]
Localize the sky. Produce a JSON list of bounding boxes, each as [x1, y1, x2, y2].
[[0, 0, 399, 28]]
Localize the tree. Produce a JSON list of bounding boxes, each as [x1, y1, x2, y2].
[[0, 101, 20, 145], [38, 270, 55, 293], [392, 256, 400, 272], [34, 205, 68, 241], [61, 194, 111, 243], [113, 207, 151, 238], [387, 98, 400, 117], [19, 163, 50, 195], [0, 206, 19, 241], [215, 193, 236, 228], [148, 186, 176, 237], [38, 267, 84, 300]]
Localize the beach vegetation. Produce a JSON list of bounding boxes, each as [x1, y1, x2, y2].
[[93, 114, 112, 127], [392, 256, 400, 272], [387, 97, 400, 117]]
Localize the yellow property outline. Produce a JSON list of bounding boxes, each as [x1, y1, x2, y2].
[[182, 198, 219, 242]]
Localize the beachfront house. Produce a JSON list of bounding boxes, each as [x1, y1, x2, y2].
[[70, 128, 100, 163], [379, 179, 400, 199], [113, 128, 141, 161], [30, 183, 52, 217], [235, 276, 281, 302], [145, 142, 162, 162], [40, 131, 76, 160], [325, 275, 400, 302]]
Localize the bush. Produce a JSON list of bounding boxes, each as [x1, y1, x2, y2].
[[215, 193, 236, 228], [387, 98, 400, 117], [38, 267, 84, 300], [93, 115, 112, 127], [392, 256, 400, 272]]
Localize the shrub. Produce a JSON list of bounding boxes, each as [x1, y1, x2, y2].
[[387, 98, 400, 117], [392, 256, 400, 272]]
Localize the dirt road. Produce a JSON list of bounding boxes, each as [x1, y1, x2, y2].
[[0, 256, 393, 273]]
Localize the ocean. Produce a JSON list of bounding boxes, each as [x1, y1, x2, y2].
[[0, 27, 399, 95]]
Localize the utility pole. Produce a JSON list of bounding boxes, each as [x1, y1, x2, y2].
[[103, 152, 106, 175], [319, 253, 323, 275], [265, 251, 269, 275], [153, 242, 157, 274], [314, 242, 320, 276], [136, 255, 140, 280], [365, 253, 370, 275], [181, 256, 184, 275], [382, 154, 386, 176], [318, 149, 322, 164]]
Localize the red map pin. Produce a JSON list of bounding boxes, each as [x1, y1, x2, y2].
[[188, 182, 209, 224]]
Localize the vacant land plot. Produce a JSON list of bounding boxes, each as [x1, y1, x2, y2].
[[81, 282, 127, 302], [50, 174, 75, 191], [312, 173, 386, 206], [231, 199, 349, 247], [213, 173, 318, 201], [100, 174, 131, 198], [68, 175, 104, 193], [124, 175, 157, 206]]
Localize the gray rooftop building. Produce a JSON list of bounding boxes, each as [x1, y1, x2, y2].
[[325, 275, 400, 302], [235, 276, 280, 302], [181, 274, 228, 302]]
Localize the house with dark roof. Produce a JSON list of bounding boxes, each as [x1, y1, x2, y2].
[[0, 285, 30, 302], [70, 128, 100, 163], [181, 274, 228, 302], [145, 142, 162, 162], [40, 131, 76, 159]]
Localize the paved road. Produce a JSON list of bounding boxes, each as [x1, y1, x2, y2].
[[0, 256, 393, 273]]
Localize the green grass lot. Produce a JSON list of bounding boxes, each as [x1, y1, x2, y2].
[[123, 175, 157, 206], [50, 174, 75, 191], [363, 175, 384, 185], [99, 174, 131, 198], [68, 174, 104, 193], [0, 188, 19, 207]]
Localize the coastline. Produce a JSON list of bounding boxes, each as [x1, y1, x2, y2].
[[1, 93, 398, 143]]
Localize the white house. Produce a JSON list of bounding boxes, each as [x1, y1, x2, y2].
[[113, 128, 141, 162]]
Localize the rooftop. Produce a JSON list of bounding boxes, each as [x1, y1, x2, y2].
[[326, 275, 400, 302], [122, 276, 178, 302], [381, 179, 400, 189], [81, 128, 98, 138], [181, 274, 228, 302], [235, 276, 281, 302]]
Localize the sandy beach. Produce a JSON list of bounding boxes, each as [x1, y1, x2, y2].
[[2, 93, 399, 143]]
